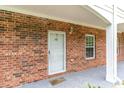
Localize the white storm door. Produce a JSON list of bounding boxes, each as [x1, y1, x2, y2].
[[48, 31, 66, 75]]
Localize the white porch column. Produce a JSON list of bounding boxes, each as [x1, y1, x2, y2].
[[106, 5, 117, 83]]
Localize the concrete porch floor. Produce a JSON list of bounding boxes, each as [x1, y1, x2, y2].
[[19, 62, 124, 88]]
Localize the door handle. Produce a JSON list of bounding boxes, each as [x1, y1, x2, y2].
[[49, 50, 50, 54]]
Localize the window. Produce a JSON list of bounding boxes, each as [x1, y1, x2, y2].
[[117, 37, 120, 55], [85, 34, 95, 59]]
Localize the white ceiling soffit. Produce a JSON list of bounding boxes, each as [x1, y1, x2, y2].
[[87, 5, 124, 24], [117, 7, 124, 32], [118, 23, 124, 32], [0, 5, 109, 30], [82, 5, 111, 24]]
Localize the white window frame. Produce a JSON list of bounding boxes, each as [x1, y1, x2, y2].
[[85, 34, 95, 60]]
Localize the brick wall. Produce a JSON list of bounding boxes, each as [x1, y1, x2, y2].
[[117, 33, 124, 61], [0, 9, 123, 87]]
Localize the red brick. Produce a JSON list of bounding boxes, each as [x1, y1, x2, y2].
[[0, 9, 123, 87]]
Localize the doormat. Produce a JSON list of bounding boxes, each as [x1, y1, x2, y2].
[[49, 77, 65, 86]]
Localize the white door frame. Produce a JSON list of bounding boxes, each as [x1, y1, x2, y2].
[[48, 30, 66, 75]]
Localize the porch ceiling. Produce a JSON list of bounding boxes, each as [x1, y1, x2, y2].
[[118, 23, 124, 32], [0, 5, 108, 29]]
